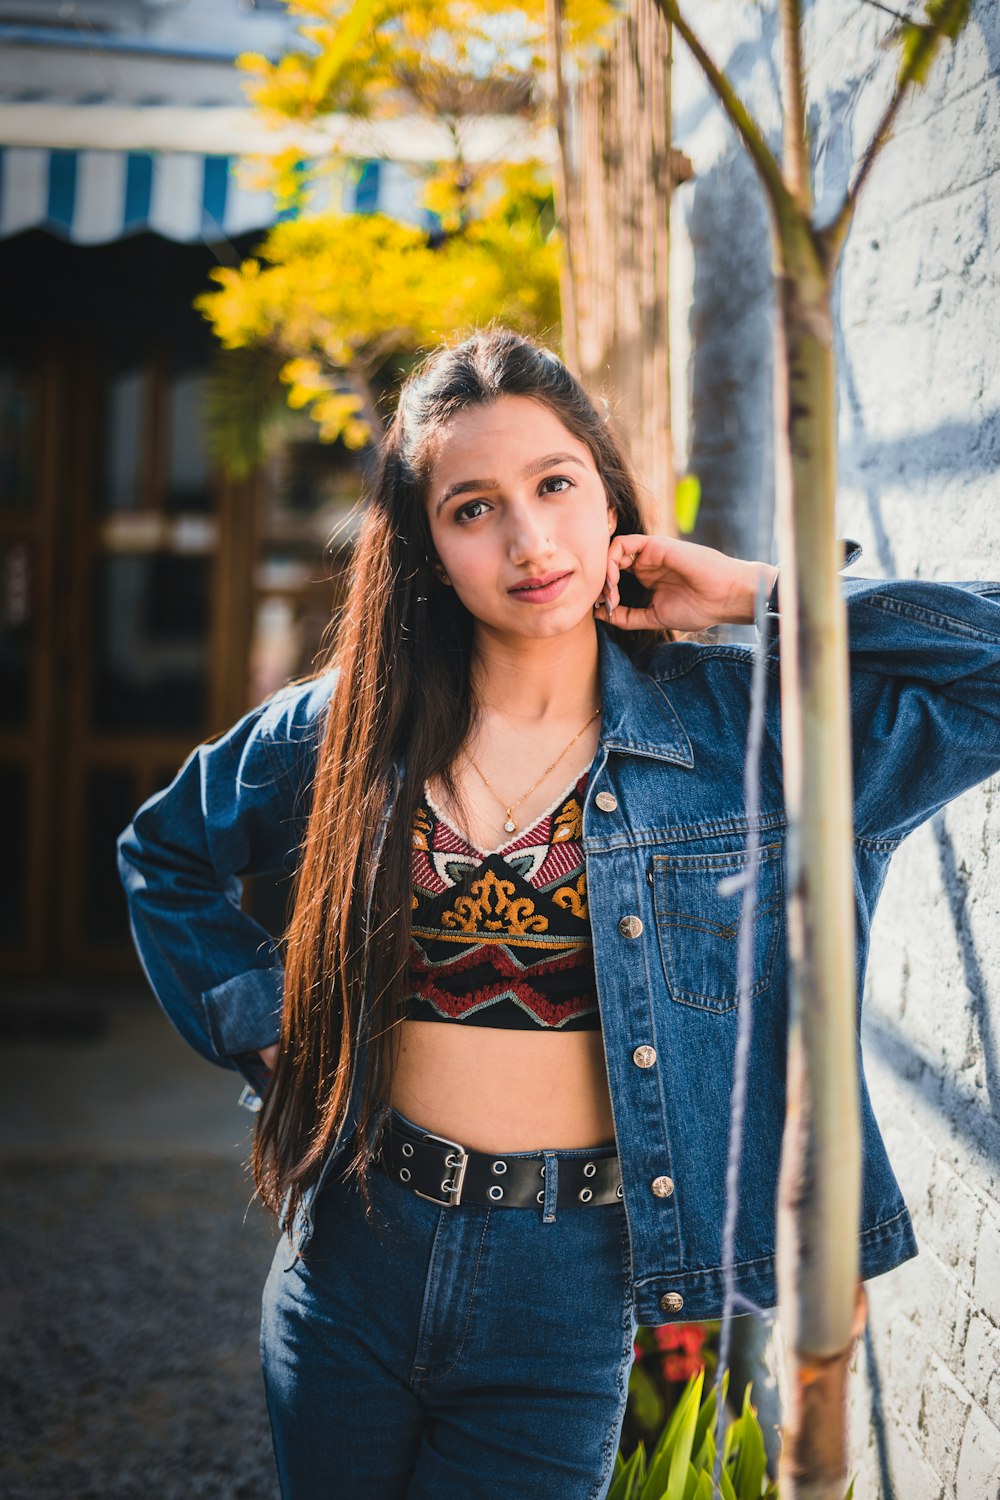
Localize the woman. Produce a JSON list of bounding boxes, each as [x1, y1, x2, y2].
[[118, 327, 1000, 1499]]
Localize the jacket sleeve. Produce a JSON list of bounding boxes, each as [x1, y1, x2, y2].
[[116, 674, 334, 1095], [838, 576, 1000, 845]]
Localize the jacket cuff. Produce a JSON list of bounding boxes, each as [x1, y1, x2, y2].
[[766, 537, 863, 618], [198, 966, 283, 1059]]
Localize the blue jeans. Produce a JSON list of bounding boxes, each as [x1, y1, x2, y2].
[[260, 1107, 639, 1498]]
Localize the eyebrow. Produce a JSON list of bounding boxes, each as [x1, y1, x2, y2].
[[434, 452, 587, 515]]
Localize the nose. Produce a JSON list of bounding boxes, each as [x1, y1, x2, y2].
[[506, 500, 555, 567]]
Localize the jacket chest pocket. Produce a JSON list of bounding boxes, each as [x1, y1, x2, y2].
[[649, 842, 784, 1014]]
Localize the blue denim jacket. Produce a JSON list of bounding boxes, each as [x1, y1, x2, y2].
[[117, 572, 1000, 1324]]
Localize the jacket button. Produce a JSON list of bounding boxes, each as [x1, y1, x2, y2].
[[595, 791, 618, 812], [659, 1291, 684, 1313], [651, 1175, 675, 1198], [618, 915, 643, 939], [632, 1044, 657, 1068]]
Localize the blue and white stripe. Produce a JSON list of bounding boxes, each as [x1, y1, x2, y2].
[[0, 147, 431, 244]]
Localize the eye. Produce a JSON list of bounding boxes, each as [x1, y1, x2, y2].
[[541, 474, 574, 494], [454, 498, 491, 524]]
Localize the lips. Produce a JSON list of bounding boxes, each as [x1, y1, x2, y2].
[[509, 571, 572, 594]]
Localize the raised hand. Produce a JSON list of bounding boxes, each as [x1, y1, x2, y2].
[[594, 533, 777, 633]]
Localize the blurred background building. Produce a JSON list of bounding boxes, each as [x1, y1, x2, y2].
[[0, 0, 444, 979]]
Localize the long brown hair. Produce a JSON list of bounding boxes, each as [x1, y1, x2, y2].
[[252, 325, 663, 1236]]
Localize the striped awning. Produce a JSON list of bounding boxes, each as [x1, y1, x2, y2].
[[0, 105, 551, 247], [0, 146, 430, 245]]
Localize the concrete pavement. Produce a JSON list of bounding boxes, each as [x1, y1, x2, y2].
[[0, 984, 282, 1499]]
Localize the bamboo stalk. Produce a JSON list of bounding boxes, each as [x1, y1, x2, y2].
[[771, 17, 862, 1496], [779, 0, 811, 212], [772, 214, 861, 1500]]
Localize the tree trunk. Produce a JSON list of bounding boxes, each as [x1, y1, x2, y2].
[[545, 0, 579, 374], [772, 212, 863, 1500]]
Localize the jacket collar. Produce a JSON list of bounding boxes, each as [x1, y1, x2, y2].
[[597, 625, 694, 767]]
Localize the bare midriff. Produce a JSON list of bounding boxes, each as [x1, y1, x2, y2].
[[387, 1019, 617, 1153]]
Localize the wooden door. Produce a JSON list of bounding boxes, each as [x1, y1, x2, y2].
[[0, 339, 258, 976]]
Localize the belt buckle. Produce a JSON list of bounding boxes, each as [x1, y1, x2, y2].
[[408, 1127, 470, 1207]]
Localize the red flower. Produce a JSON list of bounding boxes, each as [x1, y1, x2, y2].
[[653, 1322, 706, 1354], [660, 1351, 706, 1383]]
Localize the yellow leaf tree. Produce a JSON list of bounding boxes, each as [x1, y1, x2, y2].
[[197, 0, 623, 473]]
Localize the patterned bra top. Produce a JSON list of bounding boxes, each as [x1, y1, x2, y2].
[[401, 767, 601, 1030]]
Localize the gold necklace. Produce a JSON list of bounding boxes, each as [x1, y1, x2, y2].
[[468, 706, 601, 835]]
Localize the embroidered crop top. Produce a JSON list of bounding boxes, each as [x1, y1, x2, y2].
[[401, 769, 601, 1030]]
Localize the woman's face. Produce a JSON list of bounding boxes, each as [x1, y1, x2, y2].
[[425, 395, 616, 641]]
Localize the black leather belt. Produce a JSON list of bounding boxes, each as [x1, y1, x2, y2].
[[374, 1111, 623, 1209]]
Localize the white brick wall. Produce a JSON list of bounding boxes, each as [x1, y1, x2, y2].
[[669, 3, 1000, 1493]]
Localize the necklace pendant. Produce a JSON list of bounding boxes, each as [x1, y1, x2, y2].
[[503, 816, 517, 834]]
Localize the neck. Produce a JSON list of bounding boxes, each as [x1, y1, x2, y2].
[[469, 616, 602, 720]]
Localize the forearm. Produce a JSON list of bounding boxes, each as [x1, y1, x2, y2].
[[724, 560, 779, 625]]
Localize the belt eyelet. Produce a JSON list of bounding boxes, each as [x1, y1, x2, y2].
[[401, 1142, 414, 1158], [399, 1167, 411, 1182], [491, 1159, 508, 1175], [578, 1187, 593, 1203], [536, 1189, 545, 1204], [488, 1184, 504, 1201], [616, 1183, 623, 1198], [583, 1162, 597, 1178]]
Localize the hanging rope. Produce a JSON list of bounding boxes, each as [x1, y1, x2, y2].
[[710, 498, 777, 1491]]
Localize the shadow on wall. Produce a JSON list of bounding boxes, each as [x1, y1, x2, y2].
[[681, 142, 775, 565], [863, 1321, 897, 1500], [672, 1, 782, 565], [933, 811, 1000, 1148], [836, 342, 1000, 582], [669, 5, 782, 176]]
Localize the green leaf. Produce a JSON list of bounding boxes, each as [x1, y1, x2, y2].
[[843, 1478, 857, 1500], [667, 1371, 705, 1500], [649, 1374, 696, 1468], [898, 21, 936, 86], [681, 1460, 698, 1500], [616, 1443, 647, 1500], [640, 1442, 674, 1500], [694, 1424, 716, 1479], [892, 0, 972, 88], [674, 473, 702, 534], [693, 1370, 728, 1458], [926, 0, 972, 39], [607, 1450, 629, 1500], [731, 1385, 768, 1500], [691, 1470, 715, 1500], [722, 1413, 739, 1469]]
